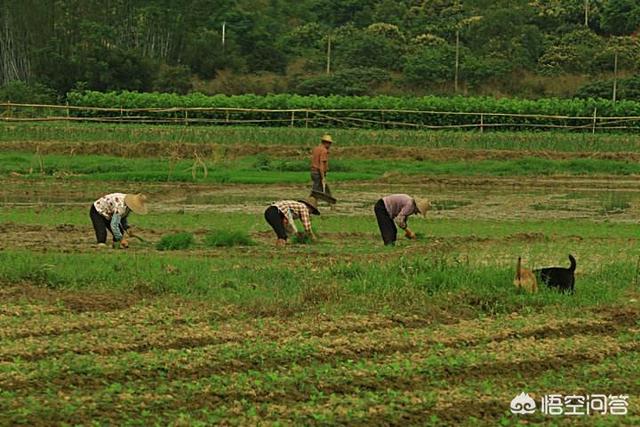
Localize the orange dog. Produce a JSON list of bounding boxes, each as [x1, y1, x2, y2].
[[514, 257, 538, 293]]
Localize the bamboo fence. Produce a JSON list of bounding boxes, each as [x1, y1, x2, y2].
[[2, 101, 640, 132]]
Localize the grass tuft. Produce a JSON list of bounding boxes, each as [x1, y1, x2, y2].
[[599, 192, 631, 215], [203, 230, 254, 247], [156, 232, 195, 251], [291, 234, 313, 244]]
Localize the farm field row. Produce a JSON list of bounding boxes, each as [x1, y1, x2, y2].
[[0, 281, 637, 425], [4, 122, 640, 152], [0, 179, 637, 314], [0, 123, 638, 425]]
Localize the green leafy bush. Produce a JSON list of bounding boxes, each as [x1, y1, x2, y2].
[[295, 67, 390, 96], [152, 64, 193, 94], [65, 90, 640, 130], [403, 45, 456, 86], [204, 230, 254, 247], [576, 75, 640, 101], [156, 232, 195, 251], [0, 81, 57, 104]]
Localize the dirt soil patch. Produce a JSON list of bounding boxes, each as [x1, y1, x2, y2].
[[0, 284, 142, 313]]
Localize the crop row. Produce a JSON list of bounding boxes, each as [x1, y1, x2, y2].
[[2, 335, 636, 425], [1, 309, 632, 392], [57, 91, 640, 130]]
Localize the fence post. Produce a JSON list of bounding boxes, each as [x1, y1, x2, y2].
[[305, 110, 309, 128], [226, 110, 230, 123], [480, 114, 484, 133], [290, 111, 295, 127], [66, 101, 70, 119], [185, 110, 189, 126], [7, 101, 11, 119], [592, 108, 597, 134]]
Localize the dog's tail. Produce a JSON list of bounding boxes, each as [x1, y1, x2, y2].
[[568, 254, 576, 271], [516, 257, 522, 281]]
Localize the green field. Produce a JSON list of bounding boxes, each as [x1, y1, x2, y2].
[[0, 122, 638, 425]]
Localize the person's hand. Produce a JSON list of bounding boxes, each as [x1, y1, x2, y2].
[[405, 229, 416, 240], [120, 238, 129, 249], [276, 238, 286, 247]]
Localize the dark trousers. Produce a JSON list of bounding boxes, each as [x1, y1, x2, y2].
[[310, 170, 331, 195], [90, 205, 112, 244], [264, 206, 287, 240], [374, 199, 397, 246]]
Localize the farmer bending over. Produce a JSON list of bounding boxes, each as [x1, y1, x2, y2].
[[90, 193, 148, 248], [264, 199, 319, 246], [374, 194, 429, 246]]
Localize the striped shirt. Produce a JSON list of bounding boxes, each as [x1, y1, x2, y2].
[[272, 200, 313, 233], [383, 194, 418, 229]]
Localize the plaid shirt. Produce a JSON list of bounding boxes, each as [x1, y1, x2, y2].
[[272, 200, 313, 233]]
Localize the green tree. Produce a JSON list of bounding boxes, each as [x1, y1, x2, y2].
[[537, 29, 605, 75], [601, 0, 640, 36], [334, 26, 404, 71], [403, 44, 456, 87], [152, 64, 193, 94]]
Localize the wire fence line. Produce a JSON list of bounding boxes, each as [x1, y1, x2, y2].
[[2, 101, 640, 132]]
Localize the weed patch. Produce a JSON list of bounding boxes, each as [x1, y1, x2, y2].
[[291, 234, 313, 244], [203, 230, 254, 247], [156, 232, 195, 251]]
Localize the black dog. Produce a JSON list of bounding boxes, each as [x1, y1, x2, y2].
[[533, 254, 576, 293]]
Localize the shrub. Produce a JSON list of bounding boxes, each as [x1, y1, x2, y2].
[[152, 64, 193, 94], [0, 80, 57, 104], [403, 45, 456, 86], [156, 232, 195, 251], [576, 75, 640, 101], [295, 67, 390, 96], [204, 230, 254, 247]]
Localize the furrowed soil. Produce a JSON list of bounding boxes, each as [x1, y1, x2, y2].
[[2, 126, 640, 425], [2, 177, 640, 253], [0, 284, 638, 426]]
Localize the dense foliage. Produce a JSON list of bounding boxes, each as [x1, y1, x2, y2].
[[1, 0, 640, 100], [66, 90, 640, 129]]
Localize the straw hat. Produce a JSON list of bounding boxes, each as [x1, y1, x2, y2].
[[124, 193, 149, 215], [321, 134, 333, 144], [414, 198, 430, 217], [298, 198, 320, 215]]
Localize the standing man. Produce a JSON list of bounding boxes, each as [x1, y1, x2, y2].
[[264, 199, 320, 246], [90, 193, 148, 248], [374, 194, 430, 246], [309, 134, 333, 205]]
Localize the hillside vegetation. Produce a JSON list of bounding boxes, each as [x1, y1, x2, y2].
[[1, 0, 639, 101]]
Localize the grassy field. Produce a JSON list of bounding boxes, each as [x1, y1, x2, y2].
[[0, 122, 638, 425]]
